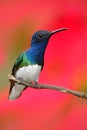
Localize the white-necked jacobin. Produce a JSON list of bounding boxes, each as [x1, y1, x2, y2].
[[9, 28, 68, 100]]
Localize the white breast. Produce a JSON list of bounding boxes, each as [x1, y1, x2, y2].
[[15, 64, 42, 83]]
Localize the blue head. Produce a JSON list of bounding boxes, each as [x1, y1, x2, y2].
[[31, 30, 50, 47], [26, 28, 68, 65], [31, 28, 68, 47]]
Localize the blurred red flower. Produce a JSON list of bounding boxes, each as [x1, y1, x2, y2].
[[0, 0, 87, 130]]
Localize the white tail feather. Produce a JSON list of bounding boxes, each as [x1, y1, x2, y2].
[[8, 83, 26, 100]]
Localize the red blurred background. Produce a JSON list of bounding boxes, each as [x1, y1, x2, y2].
[[0, 0, 87, 130]]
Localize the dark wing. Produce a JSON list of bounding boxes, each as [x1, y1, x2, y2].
[[9, 52, 24, 94], [12, 52, 25, 76]]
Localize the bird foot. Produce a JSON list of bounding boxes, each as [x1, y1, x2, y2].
[[34, 82, 42, 89], [31, 82, 40, 89]]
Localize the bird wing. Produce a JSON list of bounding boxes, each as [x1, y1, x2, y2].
[[9, 52, 25, 94], [12, 52, 25, 75]]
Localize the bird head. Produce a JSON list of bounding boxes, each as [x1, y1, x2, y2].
[[31, 28, 68, 47]]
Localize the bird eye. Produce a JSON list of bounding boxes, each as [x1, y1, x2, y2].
[[38, 34, 43, 39]]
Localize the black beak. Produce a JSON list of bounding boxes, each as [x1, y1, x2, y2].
[[50, 28, 68, 36]]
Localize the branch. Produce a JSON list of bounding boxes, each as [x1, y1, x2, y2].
[[8, 74, 87, 100]]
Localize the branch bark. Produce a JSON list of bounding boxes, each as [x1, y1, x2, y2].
[[8, 74, 87, 100]]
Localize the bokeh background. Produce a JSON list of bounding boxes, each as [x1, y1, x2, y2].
[[0, 0, 87, 130]]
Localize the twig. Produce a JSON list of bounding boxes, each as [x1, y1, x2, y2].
[[8, 74, 87, 100]]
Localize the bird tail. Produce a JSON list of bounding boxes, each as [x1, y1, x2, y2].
[[8, 83, 27, 100]]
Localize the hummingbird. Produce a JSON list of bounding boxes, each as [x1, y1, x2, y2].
[[8, 28, 68, 100]]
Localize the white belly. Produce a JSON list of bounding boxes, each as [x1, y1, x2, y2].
[[15, 64, 42, 82]]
